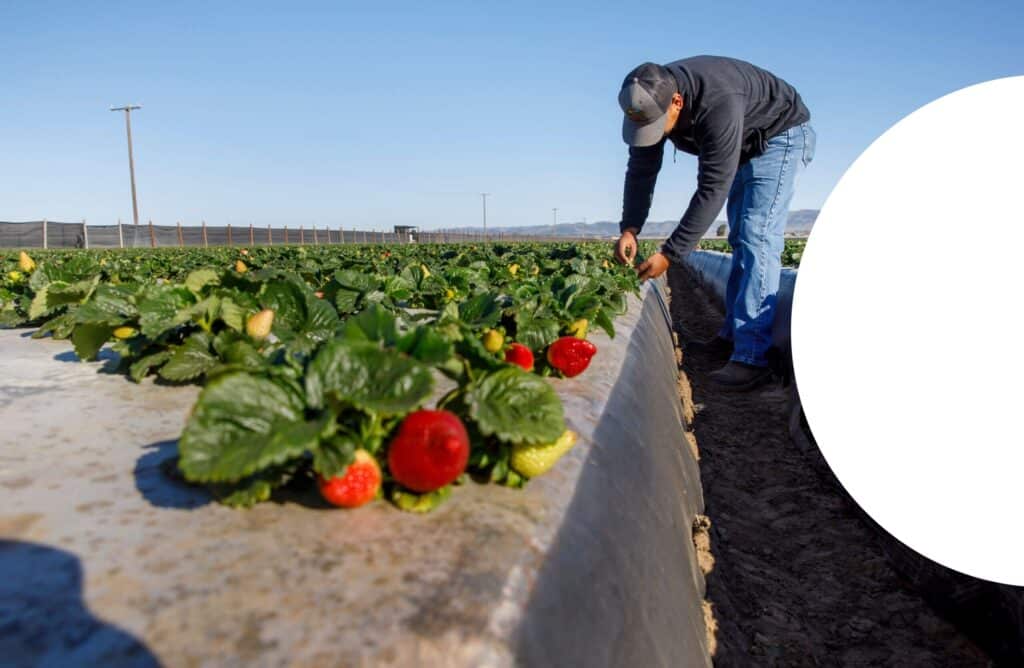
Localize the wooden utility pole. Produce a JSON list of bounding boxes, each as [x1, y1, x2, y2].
[[481, 193, 489, 242], [110, 105, 142, 226]]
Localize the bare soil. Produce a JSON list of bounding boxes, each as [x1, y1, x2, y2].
[[667, 264, 992, 667]]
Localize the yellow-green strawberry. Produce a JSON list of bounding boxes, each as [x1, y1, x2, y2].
[[567, 318, 588, 339], [113, 326, 137, 339], [235, 259, 248, 273], [246, 309, 274, 339], [420, 263, 431, 279], [510, 430, 577, 478], [508, 263, 519, 276], [18, 251, 35, 272], [482, 328, 503, 353], [7, 270, 23, 283]]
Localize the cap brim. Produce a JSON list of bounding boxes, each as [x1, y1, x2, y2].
[[622, 111, 668, 147]]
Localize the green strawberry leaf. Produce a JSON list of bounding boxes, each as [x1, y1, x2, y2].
[[159, 331, 217, 382], [514, 312, 560, 352], [217, 296, 248, 332], [312, 433, 357, 478], [397, 326, 454, 365], [129, 350, 172, 382], [340, 304, 400, 346], [458, 293, 501, 328], [71, 323, 113, 361], [260, 279, 307, 331], [334, 288, 361, 315], [211, 461, 302, 508], [185, 268, 221, 294], [74, 284, 138, 326], [29, 277, 99, 320], [333, 268, 377, 293], [305, 339, 433, 415], [179, 373, 327, 483], [465, 367, 565, 445], [32, 312, 76, 340], [137, 285, 196, 338], [594, 308, 616, 338]]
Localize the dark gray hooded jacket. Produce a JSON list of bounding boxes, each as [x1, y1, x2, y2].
[[620, 55, 810, 261]]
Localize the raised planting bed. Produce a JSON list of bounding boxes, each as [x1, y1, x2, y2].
[[0, 276, 711, 666]]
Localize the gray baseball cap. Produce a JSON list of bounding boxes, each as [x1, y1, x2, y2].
[[618, 62, 677, 147]]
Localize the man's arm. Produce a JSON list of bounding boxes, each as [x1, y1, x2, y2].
[[620, 140, 665, 235], [660, 96, 744, 263]]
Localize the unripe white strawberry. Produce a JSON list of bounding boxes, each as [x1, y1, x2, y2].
[[246, 309, 274, 339]]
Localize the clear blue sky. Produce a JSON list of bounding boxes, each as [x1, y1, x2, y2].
[[2, 1, 1022, 230]]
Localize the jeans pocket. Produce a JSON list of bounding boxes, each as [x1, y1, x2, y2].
[[801, 124, 817, 167]]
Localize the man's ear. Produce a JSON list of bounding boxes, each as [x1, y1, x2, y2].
[[672, 92, 684, 110]]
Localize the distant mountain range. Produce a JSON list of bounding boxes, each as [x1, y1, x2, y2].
[[452, 209, 818, 238]]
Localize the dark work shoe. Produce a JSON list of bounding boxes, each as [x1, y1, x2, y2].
[[707, 361, 772, 392], [686, 336, 733, 358]]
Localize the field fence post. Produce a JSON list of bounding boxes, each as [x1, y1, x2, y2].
[[148, 219, 156, 248], [82, 219, 89, 249], [300, 226, 305, 245], [249, 224, 255, 246], [117, 219, 124, 249], [177, 221, 184, 247], [42, 218, 48, 249], [313, 225, 318, 245], [267, 224, 272, 245], [202, 221, 208, 248], [227, 223, 233, 246], [284, 226, 289, 244]]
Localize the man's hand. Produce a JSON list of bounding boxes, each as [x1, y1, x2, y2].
[[614, 229, 639, 265], [636, 252, 670, 281]]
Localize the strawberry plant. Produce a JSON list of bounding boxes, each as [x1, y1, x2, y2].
[[1, 240, 656, 511]]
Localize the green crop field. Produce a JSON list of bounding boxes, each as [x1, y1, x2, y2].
[[1, 241, 659, 511], [698, 238, 807, 267]]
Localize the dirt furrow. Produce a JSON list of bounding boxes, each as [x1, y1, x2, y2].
[[667, 264, 991, 667]]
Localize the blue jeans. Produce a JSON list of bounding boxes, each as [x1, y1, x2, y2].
[[717, 122, 816, 366]]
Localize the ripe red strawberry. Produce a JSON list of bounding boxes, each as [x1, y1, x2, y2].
[[504, 343, 534, 371], [318, 449, 381, 508], [387, 410, 470, 493], [546, 336, 597, 377]]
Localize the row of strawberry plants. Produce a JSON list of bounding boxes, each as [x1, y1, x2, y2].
[[2, 241, 654, 511], [697, 238, 806, 267]]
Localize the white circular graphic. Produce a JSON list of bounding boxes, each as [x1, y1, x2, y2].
[[792, 76, 1024, 586]]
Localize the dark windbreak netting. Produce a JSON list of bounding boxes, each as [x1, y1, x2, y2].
[[86, 225, 123, 248], [1, 222, 527, 249], [0, 222, 45, 248], [181, 227, 205, 246], [0, 221, 84, 248]]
